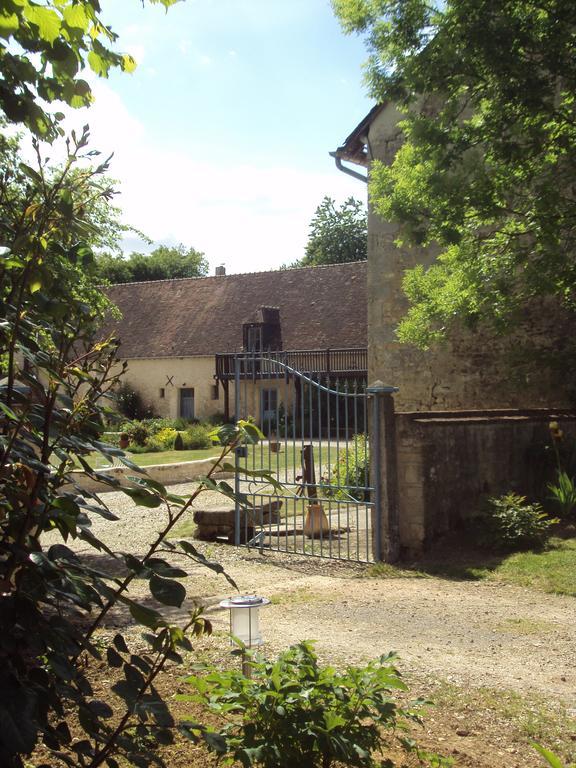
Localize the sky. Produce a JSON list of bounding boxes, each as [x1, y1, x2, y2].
[[60, 0, 373, 275]]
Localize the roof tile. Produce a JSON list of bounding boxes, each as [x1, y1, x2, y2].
[[103, 261, 367, 358]]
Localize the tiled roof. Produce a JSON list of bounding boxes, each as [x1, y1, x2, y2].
[[103, 261, 367, 359]]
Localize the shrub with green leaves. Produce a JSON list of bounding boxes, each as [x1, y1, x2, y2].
[[548, 471, 576, 519], [123, 420, 150, 446], [481, 494, 556, 550], [181, 641, 450, 768], [147, 426, 178, 451], [183, 423, 212, 450], [0, 125, 276, 766], [115, 383, 156, 421], [329, 434, 369, 501]]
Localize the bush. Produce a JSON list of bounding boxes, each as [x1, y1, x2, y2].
[[328, 434, 369, 502], [182, 423, 212, 449], [102, 431, 121, 446], [174, 432, 184, 450], [151, 426, 178, 450], [183, 641, 449, 768], [123, 420, 150, 446], [481, 493, 557, 550], [205, 411, 230, 426], [115, 382, 155, 420], [548, 470, 576, 518]]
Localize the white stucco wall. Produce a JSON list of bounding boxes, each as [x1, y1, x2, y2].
[[118, 356, 223, 421], [115, 357, 300, 425]]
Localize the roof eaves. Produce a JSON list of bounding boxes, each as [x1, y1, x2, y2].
[[331, 103, 387, 168]]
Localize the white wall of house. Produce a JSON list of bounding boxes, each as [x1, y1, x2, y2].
[[119, 356, 223, 421], [116, 354, 300, 428]]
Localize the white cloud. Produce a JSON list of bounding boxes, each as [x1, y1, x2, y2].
[[46, 82, 366, 273], [196, 53, 213, 68]]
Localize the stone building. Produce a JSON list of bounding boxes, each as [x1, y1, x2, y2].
[[103, 261, 367, 424], [332, 102, 574, 411], [332, 104, 576, 557]]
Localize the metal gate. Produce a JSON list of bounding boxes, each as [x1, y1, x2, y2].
[[232, 353, 378, 563]]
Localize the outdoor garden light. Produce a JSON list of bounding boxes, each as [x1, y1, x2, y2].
[[220, 594, 270, 648]]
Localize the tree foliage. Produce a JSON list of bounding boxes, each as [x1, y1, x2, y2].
[[0, 133, 267, 761], [0, 0, 181, 139], [333, 0, 576, 347], [97, 244, 209, 284], [0, 2, 263, 765], [296, 196, 367, 267]]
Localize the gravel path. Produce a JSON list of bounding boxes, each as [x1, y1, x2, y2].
[[51, 483, 576, 705]]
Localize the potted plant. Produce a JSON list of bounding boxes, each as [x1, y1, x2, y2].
[[268, 431, 281, 454]]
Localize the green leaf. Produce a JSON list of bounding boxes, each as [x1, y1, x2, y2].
[[62, 4, 89, 30], [19, 163, 42, 184], [113, 634, 130, 654], [122, 487, 163, 508], [88, 700, 113, 719], [122, 54, 137, 72], [323, 710, 347, 731], [0, 401, 18, 420], [23, 6, 61, 44], [128, 475, 167, 496], [531, 744, 565, 768], [111, 679, 139, 705], [106, 647, 123, 668], [128, 602, 163, 629], [0, 11, 19, 38], [87, 50, 109, 77], [202, 731, 228, 753], [149, 574, 186, 608], [178, 540, 237, 589], [28, 277, 42, 294]]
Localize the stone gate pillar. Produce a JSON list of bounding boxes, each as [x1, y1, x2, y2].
[[368, 380, 400, 562]]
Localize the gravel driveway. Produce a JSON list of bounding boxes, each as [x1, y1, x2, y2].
[[51, 482, 576, 705]]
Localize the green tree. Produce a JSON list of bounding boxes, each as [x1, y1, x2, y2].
[[0, 0, 180, 139], [296, 196, 367, 266], [0, 126, 271, 768], [333, 0, 576, 348], [97, 243, 209, 284]]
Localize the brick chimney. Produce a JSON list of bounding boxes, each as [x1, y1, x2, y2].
[[215, 265, 226, 276]]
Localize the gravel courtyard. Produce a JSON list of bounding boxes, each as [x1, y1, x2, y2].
[[48, 481, 576, 766]]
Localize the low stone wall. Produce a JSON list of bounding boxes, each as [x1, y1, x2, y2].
[[394, 409, 576, 555], [68, 457, 233, 494]]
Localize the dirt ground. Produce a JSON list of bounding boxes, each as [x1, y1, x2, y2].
[[45, 483, 576, 767]]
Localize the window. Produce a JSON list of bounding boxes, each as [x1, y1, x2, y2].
[[246, 325, 262, 352], [211, 383, 219, 400], [159, 387, 165, 399], [260, 388, 278, 432]]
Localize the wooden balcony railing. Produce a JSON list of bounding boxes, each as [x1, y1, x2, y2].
[[215, 348, 367, 381]]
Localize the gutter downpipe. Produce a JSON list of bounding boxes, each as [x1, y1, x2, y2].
[[330, 152, 368, 184]]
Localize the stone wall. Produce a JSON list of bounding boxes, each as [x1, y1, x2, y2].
[[394, 409, 576, 555], [366, 104, 575, 411], [67, 457, 233, 494]]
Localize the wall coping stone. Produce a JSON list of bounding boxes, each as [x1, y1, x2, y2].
[[398, 408, 576, 425]]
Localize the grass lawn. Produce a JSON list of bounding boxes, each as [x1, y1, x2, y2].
[[493, 536, 576, 595], [366, 532, 576, 597], [87, 444, 326, 473], [86, 447, 221, 468]]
